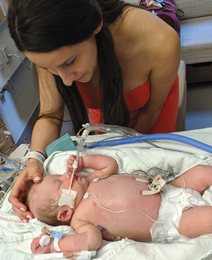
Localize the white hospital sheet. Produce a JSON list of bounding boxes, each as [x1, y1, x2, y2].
[[1, 127, 212, 260]]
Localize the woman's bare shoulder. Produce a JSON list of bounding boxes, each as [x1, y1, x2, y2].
[[111, 6, 179, 59], [110, 7, 147, 54]]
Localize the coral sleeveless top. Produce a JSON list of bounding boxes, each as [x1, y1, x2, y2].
[[75, 75, 179, 134]]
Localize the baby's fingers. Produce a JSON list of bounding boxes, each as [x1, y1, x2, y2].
[[68, 155, 76, 161], [31, 236, 42, 253]]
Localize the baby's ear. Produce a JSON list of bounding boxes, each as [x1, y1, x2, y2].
[[57, 206, 73, 222]]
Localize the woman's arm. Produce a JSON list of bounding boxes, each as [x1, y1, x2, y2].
[[113, 8, 180, 134], [134, 25, 180, 134], [30, 66, 65, 153], [9, 67, 65, 221]]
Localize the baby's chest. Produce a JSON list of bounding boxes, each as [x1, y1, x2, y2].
[[83, 176, 160, 213]]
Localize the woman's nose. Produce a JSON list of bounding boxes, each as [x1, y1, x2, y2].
[[58, 70, 76, 86]]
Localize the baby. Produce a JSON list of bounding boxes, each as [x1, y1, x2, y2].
[[28, 154, 212, 254]]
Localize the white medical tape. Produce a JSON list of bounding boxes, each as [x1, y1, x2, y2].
[[27, 151, 46, 164], [58, 189, 77, 208], [142, 190, 158, 195], [135, 178, 149, 183], [39, 235, 51, 247], [53, 238, 61, 252]]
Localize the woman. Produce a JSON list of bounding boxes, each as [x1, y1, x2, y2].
[[7, 0, 180, 222]]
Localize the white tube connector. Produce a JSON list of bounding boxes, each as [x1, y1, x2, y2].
[[73, 159, 78, 170], [81, 129, 89, 140]]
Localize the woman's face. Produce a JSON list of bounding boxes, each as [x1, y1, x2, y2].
[[24, 37, 98, 86]]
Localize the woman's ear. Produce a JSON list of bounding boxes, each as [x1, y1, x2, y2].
[[94, 21, 103, 35], [57, 206, 73, 222]]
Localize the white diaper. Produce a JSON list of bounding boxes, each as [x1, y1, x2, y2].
[[150, 184, 209, 243]]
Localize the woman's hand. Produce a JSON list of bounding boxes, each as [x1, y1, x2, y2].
[[66, 155, 83, 173], [8, 159, 44, 222]]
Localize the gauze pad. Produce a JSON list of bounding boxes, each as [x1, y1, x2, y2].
[[58, 189, 77, 208]]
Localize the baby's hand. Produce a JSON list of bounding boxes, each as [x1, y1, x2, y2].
[[31, 236, 53, 254], [67, 155, 83, 173]]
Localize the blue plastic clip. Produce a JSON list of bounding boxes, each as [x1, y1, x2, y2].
[[50, 230, 63, 239]]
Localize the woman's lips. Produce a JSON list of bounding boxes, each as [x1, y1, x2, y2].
[[76, 73, 85, 81]]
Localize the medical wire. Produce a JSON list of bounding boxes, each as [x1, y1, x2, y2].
[[168, 175, 186, 200], [87, 192, 167, 224], [0, 190, 6, 196], [169, 156, 212, 181]]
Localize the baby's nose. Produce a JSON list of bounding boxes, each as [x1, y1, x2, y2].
[[61, 171, 70, 180]]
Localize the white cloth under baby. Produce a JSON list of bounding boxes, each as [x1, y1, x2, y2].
[[150, 184, 210, 243]]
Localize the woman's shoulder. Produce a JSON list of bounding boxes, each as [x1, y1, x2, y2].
[[110, 7, 147, 52], [110, 6, 179, 58]]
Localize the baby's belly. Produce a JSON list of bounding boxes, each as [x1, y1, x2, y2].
[[85, 175, 162, 241]]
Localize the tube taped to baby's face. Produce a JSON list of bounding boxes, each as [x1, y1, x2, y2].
[[58, 189, 77, 208]]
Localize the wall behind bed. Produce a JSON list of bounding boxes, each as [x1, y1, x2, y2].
[[0, 22, 39, 146]]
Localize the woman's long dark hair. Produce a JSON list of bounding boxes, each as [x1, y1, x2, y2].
[[8, 0, 133, 134]]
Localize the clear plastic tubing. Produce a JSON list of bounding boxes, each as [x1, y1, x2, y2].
[[88, 133, 212, 154], [2, 157, 19, 169], [0, 175, 13, 186], [75, 129, 90, 166]]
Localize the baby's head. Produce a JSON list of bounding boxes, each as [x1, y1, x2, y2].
[[25, 172, 88, 226]]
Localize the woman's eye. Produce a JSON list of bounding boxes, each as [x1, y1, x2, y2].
[[64, 58, 76, 67]]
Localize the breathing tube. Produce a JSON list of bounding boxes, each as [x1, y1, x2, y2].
[[87, 133, 212, 154], [76, 123, 140, 138]]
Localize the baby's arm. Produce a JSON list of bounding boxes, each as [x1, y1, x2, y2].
[[171, 165, 212, 193], [31, 224, 102, 254], [58, 224, 102, 252], [67, 154, 118, 180]]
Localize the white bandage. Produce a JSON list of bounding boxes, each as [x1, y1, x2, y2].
[[26, 151, 46, 164], [39, 235, 51, 247], [58, 189, 77, 208], [53, 238, 61, 252]]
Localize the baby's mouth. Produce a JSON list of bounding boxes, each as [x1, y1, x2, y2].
[[75, 175, 81, 181]]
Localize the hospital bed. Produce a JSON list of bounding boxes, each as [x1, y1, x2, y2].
[[1, 126, 212, 260]]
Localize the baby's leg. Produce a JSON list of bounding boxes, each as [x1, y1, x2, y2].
[[179, 206, 212, 238], [171, 165, 212, 193]]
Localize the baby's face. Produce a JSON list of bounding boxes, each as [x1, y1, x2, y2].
[[28, 172, 88, 217]]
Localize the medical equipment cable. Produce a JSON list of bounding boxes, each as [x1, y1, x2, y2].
[[169, 156, 212, 181], [169, 175, 186, 200], [88, 133, 212, 154], [87, 192, 167, 224], [85, 135, 162, 150], [0, 175, 13, 186], [0, 190, 5, 196], [77, 123, 140, 138], [85, 135, 129, 148]]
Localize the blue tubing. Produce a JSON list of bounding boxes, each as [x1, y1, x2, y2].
[[88, 133, 212, 153]]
